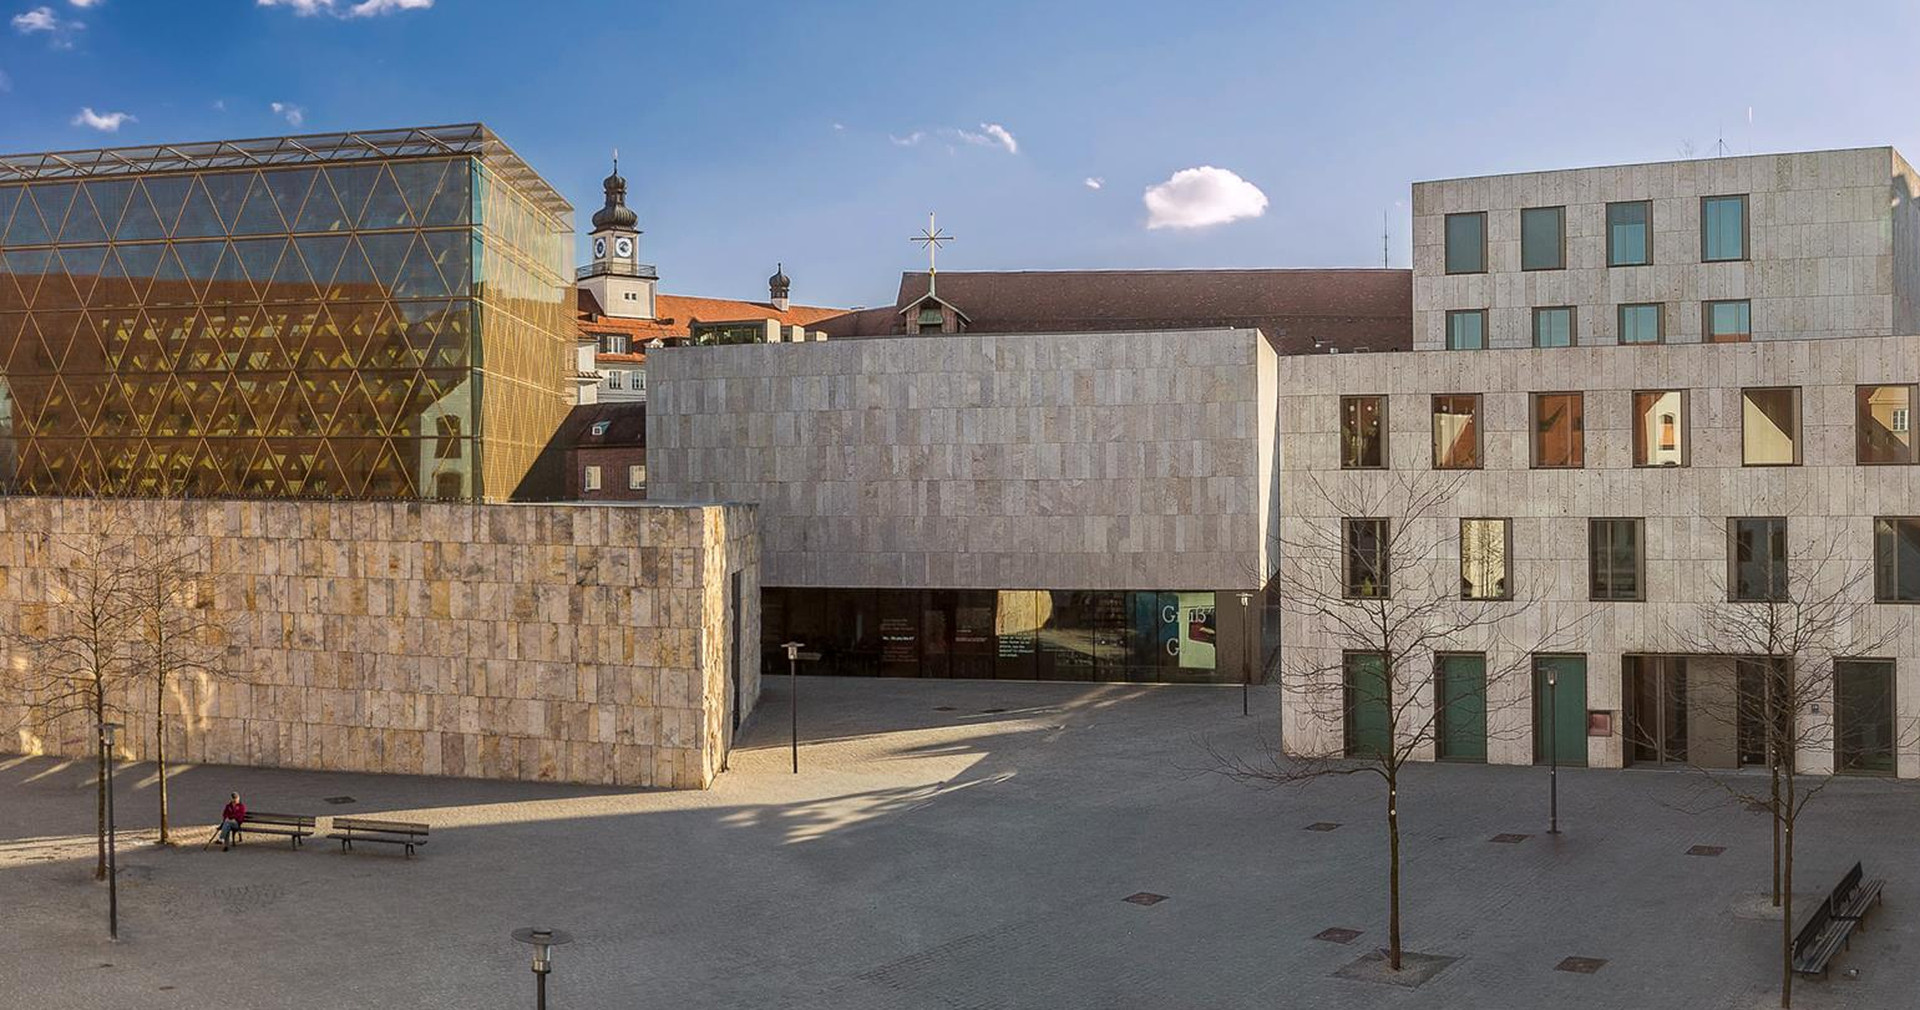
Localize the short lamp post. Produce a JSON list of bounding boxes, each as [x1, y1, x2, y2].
[[1546, 667, 1560, 835], [511, 927, 573, 1010], [1235, 592, 1253, 717], [782, 641, 804, 774], [100, 721, 122, 941]]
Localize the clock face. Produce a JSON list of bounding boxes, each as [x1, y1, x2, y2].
[[593, 238, 607, 259], [615, 236, 634, 257]]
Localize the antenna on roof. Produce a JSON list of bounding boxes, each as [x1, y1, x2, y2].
[[613, 147, 619, 174], [911, 211, 954, 298], [1382, 208, 1389, 268]]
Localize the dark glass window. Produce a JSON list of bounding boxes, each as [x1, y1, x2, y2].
[[1742, 387, 1799, 465], [1618, 303, 1662, 344], [1706, 299, 1751, 342], [1460, 518, 1510, 600], [1729, 517, 1788, 602], [1856, 385, 1917, 464], [1344, 518, 1390, 598], [1445, 309, 1485, 350], [1875, 518, 1920, 602], [1836, 660, 1896, 774], [1432, 394, 1481, 468], [1590, 519, 1643, 601], [1532, 306, 1574, 348], [1521, 206, 1565, 270], [1701, 195, 1748, 261], [1532, 393, 1584, 468], [1340, 395, 1386, 469], [1607, 201, 1651, 266], [1444, 212, 1486, 274]]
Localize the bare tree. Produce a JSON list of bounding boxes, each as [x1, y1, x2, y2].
[[1215, 471, 1589, 970], [1662, 517, 1909, 1009]]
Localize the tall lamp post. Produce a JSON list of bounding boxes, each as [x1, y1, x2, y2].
[[782, 641, 803, 773], [1235, 592, 1253, 717], [100, 721, 122, 940], [511, 927, 574, 1010], [1546, 667, 1560, 835]]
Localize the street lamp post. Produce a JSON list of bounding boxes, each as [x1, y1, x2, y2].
[[100, 721, 122, 940], [1235, 592, 1253, 717], [782, 641, 803, 774], [511, 927, 574, 1010], [1546, 668, 1560, 835]]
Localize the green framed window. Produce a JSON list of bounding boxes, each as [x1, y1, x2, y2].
[[1521, 206, 1565, 270], [1607, 200, 1651, 266], [1618, 303, 1663, 344], [1532, 306, 1575, 347], [1444, 212, 1486, 274]]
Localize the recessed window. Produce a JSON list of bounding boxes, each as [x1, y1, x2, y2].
[[583, 464, 602, 492], [628, 463, 645, 490], [1532, 306, 1575, 348], [1445, 309, 1486, 350], [1444, 212, 1486, 274], [1344, 518, 1391, 598], [1705, 299, 1751, 343], [1460, 518, 1511, 600], [1836, 660, 1896, 774], [1431, 394, 1482, 469], [1521, 206, 1565, 271], [917, 305, 944, 328], [1618, 303, 1663, 344], [1589, 518, 1644, 601], [1874, 517, 1920, 602], [1742, 387, 1800, 466], [1701, 194, 1749, 262], [1340, 395, 1387, 469], [1532, 393, 1584, 468], [1857, 384, 1918, 464], [1607, 201, 1651, 266], [1729, 517, 1788, 602], [608, 371, 623, 389], [1632, 390, 1687, 467]]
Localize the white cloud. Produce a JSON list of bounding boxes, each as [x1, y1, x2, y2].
[[1084, 177, 1103, 190], [955, 122, 1017, 154], [68, 0, 102, 7], [0, 67, 11, 93], [270, 101, 306, 127], [1143, 166, 1269, 230], [257, 0, 432, 16], [831, 122, 845, 132], [72, 106, 133, 131], [889, 131, 925, 147], [11, 6, 57, 31], [212, 99, 226, 112]]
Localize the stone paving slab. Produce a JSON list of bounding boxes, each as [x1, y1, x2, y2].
[[1, 676, 1913, 1009]]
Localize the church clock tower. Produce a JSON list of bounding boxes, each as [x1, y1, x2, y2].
[[580, 153, 656, 320]]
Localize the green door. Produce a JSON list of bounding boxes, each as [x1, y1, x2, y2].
[[1533, 655, 1588, 767], [1344, 653, 1391, 758], [1436, 654, 1488, 761]]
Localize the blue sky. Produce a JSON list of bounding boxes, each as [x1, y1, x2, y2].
[[3, 1, 1919, 308]]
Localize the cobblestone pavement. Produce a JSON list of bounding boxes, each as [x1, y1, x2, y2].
[[3, 677, 1914, 1009]]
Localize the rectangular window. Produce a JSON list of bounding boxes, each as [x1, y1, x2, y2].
[[1705, 299, 1751, 343], [1633, 390, 1687, 466], [1344, 652, 1391, 758], [1618, 303, 1663, 344], [1836, 660, 1896, 774], [1435, 654, 1489, 761], [1521, 206, 1565, 271], [1340, 395, 1387, 469], [1607, 200, 1651, 266], [1729, 517, 1788, 602], [1741, 387, 1800, 466], [1445, 309, 1486, 350], [628, 464, 645, 490], [1857, 384, 1918, 464], [1532, 306, 1575, 348], [583, 465, 601, 492], [1431, 394, 1482, 469], [1701, 194, 1749, 262], [1460, 518, 1511, 600], [1344, 518, 1390, 598], [1445, 212, 1486, 274], [608, 371, 623, 389], [1874, 517, 1920, 602], [1589, 518, 1644, 601], [1531, 392, 1585, 468]]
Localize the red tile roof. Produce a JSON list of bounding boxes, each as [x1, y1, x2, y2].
[[575, 288, 847, 344]]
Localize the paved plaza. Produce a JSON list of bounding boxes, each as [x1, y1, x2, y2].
[[3, 676, 1915, 1009]]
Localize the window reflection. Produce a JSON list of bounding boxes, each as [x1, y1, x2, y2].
[[1742, 387, 1800, 465], [1633, 390, 1686, 466]]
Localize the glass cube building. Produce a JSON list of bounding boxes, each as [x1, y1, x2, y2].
[[0, 124, 574, 500]]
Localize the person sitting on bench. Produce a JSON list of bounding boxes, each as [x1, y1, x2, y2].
[[214, 793, 246, 851]]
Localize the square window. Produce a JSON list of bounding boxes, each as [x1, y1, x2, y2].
[[1532, 393, 1584, 468], [1460, 518, 1511, 600], [1340, 395, 1387, 469], [1344, 518, 1390, 598], [1607, 201, 1651, 266], [1701, 195, 1749, 262], [1741, 387, 1800, 466], [1874, 518, 1920, 602], [1705, 299, 1751, 342], [1632, 390, 1687, 467], [1431, 394, 1482, 469], [1445, 212, 1486, 274], [1856, 385, 1918, 464], [1729, 517, 1788, 602], [1618, 303, 1663, 344], [1589, 519, 1644, 601], [1521, 206, 1565, 270], [1445, 309, 1486, 350], [1532, 306, 1575, 348]]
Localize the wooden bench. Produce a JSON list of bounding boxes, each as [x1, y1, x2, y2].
[[327, 817, 429, 858], [1792, 861, 1886, 979], [233, 811, 316, 849]]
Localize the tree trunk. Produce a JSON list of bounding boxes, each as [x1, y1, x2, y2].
[[155, 674, 170, 845], [1780, 781, 1795, 1009], [1387, 774, 1402, 971], [94, 679, 107, 881], [1769, 760, 1781, 906]]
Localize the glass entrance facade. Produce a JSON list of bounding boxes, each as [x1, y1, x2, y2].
[[762, 587, 1221, 682], [0, 124, 572, 500]]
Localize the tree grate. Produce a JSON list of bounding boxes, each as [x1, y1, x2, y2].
[[1685, 845, 1726, 857], [1490, 833, 1531, 844], [322, 796, 356, 805], [1305, 822, 1342, 832], [1555, 956, 1608, 974], [1314, 927, 1364, 944], [1121, 892, 1168, 906]]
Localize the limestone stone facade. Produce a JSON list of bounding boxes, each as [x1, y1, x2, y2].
[[0, 498, 759, 790], [1412, 147, 1920, 349], [1277, 336, 1920, 777]]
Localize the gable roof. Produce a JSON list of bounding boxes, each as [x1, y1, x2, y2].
[[576, 289, 848, 344]]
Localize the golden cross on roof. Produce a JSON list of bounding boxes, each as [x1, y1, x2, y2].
[[911, 211, 953, 296]]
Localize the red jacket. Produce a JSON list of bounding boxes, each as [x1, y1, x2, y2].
[[222, 801, 246, 824]]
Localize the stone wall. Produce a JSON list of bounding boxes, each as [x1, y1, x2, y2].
[[0, 498, 758, 790]]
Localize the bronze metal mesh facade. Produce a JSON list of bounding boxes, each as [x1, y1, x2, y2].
[[0, 124, 573, 501]]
